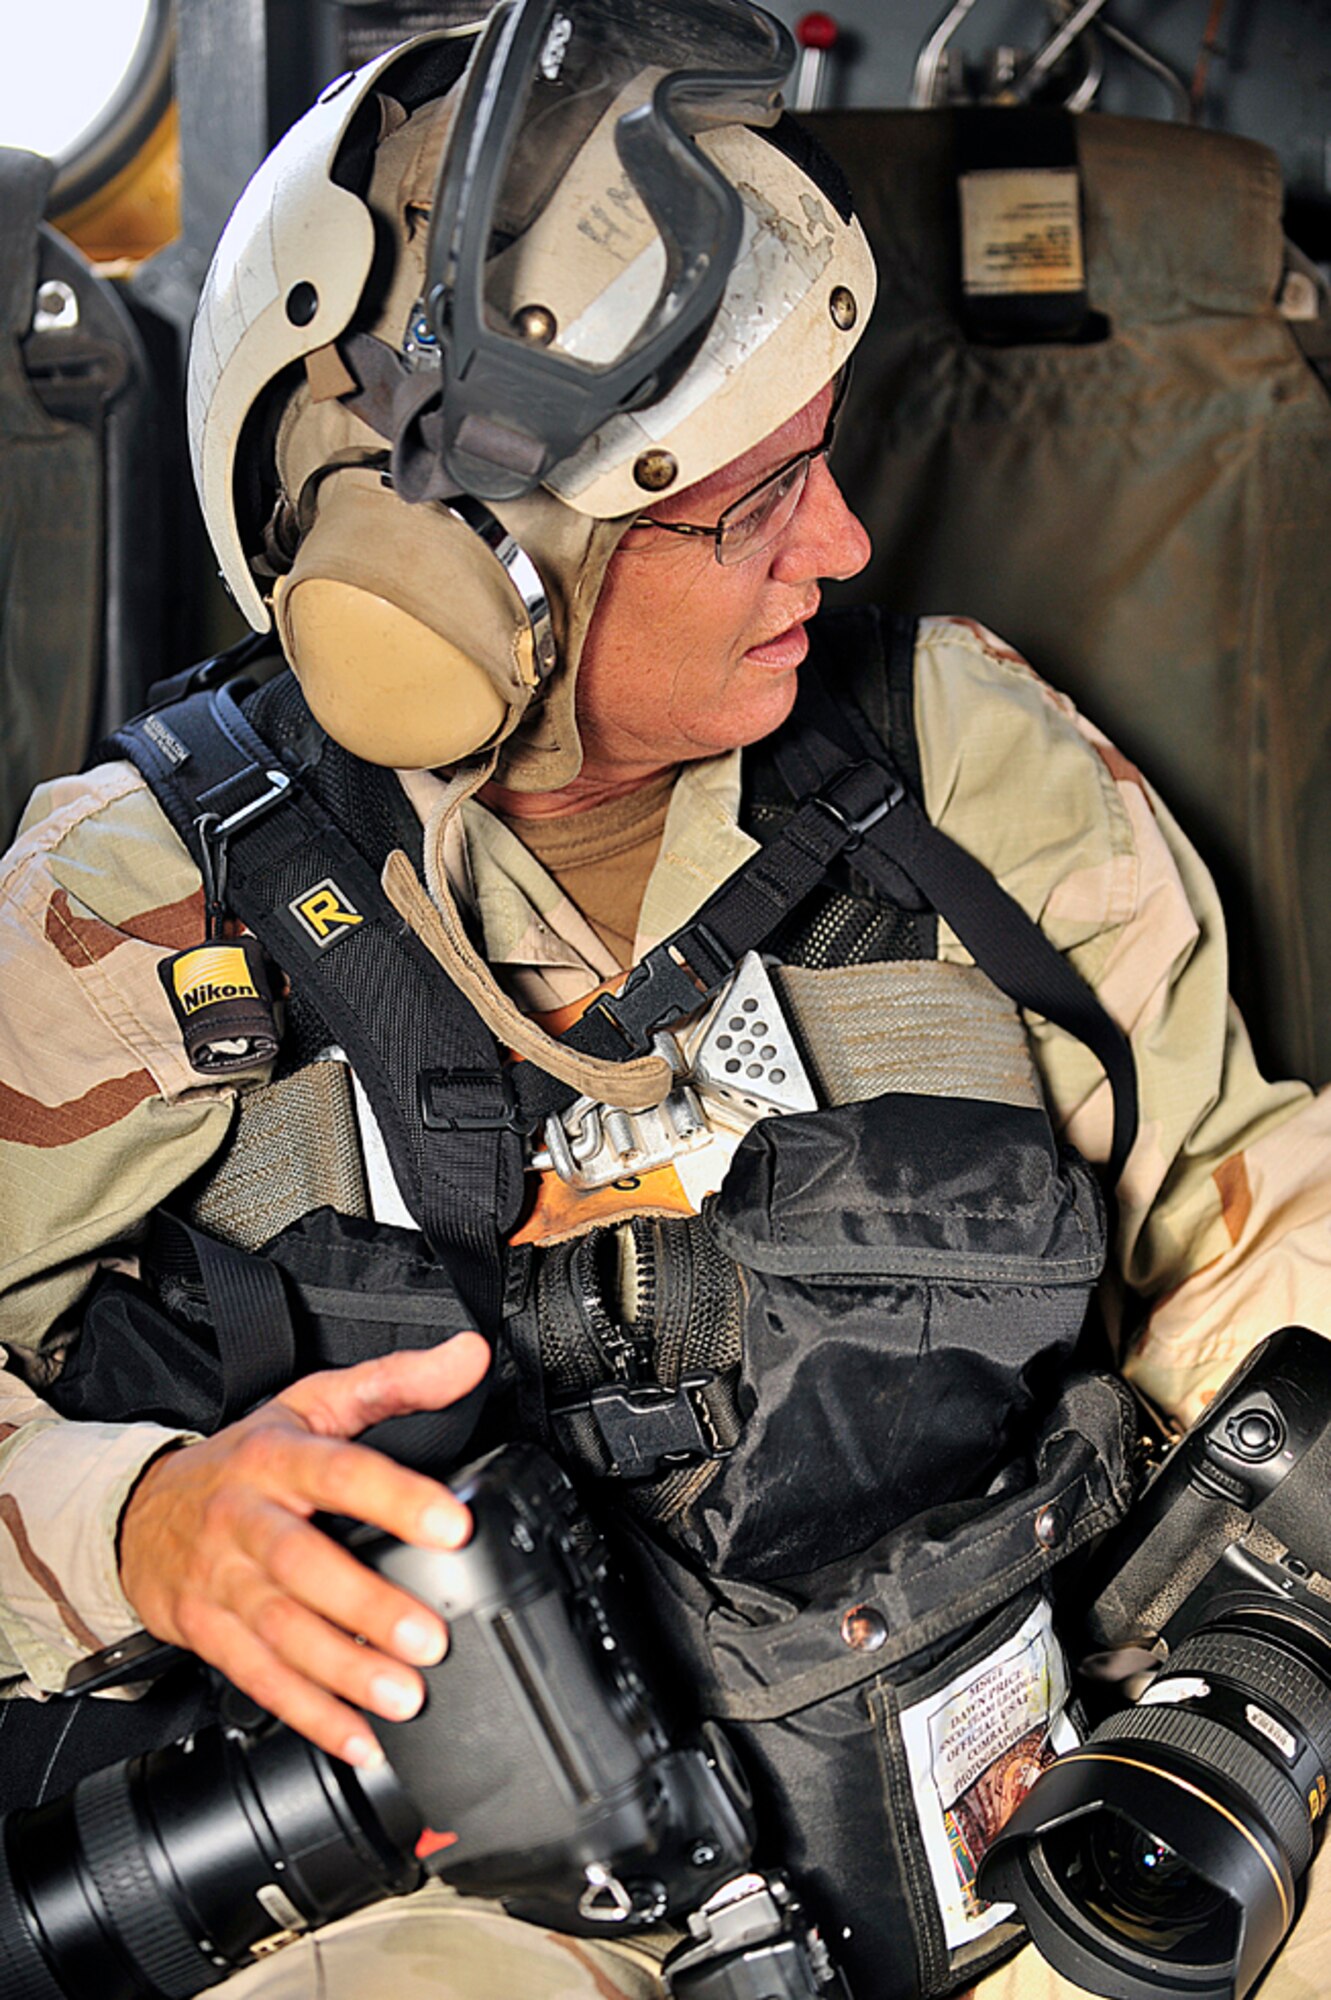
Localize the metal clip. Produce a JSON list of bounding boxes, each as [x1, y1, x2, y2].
[[532, 1084, 709, 1189], [531, 956, 817, 1189], [195, 769, 292, 936], [577, 1862, 667, 1926]]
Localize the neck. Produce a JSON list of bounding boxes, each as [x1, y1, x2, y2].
[[480, 757, 677, 820]]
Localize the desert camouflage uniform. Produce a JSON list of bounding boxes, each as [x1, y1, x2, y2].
[[1, 616, 1329, 1994]]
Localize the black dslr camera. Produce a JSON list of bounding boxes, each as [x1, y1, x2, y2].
[[0, 1444, 845, 2000], [980, 1326, 1331, 2000]]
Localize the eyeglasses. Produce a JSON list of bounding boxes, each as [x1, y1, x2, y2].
[[629, 369, 850, 568]]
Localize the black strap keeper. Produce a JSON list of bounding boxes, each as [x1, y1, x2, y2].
[[418, 1065, 532, 1134]]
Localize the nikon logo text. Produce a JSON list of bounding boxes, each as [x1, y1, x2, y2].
[[291, 879, 364, 945], [171, 946, 259, 1017]]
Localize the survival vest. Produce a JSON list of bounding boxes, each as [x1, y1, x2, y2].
[[18, 608, 1144, 1998]]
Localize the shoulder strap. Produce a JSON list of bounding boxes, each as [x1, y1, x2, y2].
[[772, 611, 1139, 1185], [110, 679, 521, 1330]]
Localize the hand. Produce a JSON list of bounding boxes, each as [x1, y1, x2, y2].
[[118, 1333, 490, 1769]]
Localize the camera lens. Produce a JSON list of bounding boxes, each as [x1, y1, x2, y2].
[[0, 1719, 423, 1999], [1045, 1812, 1232, 1953], [979, 1614, 1331, 2000]]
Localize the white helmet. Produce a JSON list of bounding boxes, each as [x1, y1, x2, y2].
[[188, 1, 876, 786]]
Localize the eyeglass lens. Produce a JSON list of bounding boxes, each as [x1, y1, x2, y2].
[[716, 452, 819, 566]]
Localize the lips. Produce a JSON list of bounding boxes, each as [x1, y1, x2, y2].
[[746, 597, 821, 668]]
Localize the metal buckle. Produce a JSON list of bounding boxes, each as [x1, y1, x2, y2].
[[211, 768, 292, 838], [195, 768, 292, 929], [532, 1082, 710, 1190]]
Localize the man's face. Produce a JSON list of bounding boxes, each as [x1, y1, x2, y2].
[[574, 384, 872, 779]]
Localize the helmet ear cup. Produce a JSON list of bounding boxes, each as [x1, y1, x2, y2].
[[272, 472, 543, 768]]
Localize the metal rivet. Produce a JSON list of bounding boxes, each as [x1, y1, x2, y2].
[[1033, 1504, 1066, 1550], [829, 285, 858, 331], [513, 304, 558, 346], [840, 1604, 888, 1652], [32, 279, 79, 334], [286, 281, 320, 328], [633, 450, 678, 493]]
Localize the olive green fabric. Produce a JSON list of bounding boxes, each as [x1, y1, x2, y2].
[[812, 109, 1331, 1086], [0, 150, 103, 847]]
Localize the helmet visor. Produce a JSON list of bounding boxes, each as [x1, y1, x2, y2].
[[423, 0, 793, 500]]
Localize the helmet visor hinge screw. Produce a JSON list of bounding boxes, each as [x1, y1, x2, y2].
[[513, 305, 558, 346]]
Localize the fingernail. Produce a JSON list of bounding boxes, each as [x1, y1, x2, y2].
[[372, 1674, 424, 1720], [420, 1504, 469, 1548], [394, 1615, 445, 1665], [344, 1732, 386, 1769]]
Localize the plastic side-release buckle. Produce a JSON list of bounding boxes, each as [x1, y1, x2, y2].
[[580, 947, 712, 1053], [554, 1373, 731, 1481]]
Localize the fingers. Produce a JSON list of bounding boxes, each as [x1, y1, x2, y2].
[[181, 1602, 403, 1769], [220, 1422, 475, 1552], [238, 1496, 448, 1671], [281, 1333, 491, 1440], [117, 1333, 492, 1765], [148, 1485, 450, 1747], [228, 1546, 433, 1728]]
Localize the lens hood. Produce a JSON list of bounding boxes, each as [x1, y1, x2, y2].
[[979, 1743, 1294, 2000]]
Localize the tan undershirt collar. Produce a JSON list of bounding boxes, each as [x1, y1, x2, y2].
[[493, 767, 677, 967]]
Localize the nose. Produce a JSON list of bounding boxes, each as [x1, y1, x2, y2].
[[770, 455, 872, 586]]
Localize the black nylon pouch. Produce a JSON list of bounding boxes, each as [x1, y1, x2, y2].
[[47, 1207, 487, 1471], [617, 1372, 1140, 2000], [669, 1093, 1107, 1580]]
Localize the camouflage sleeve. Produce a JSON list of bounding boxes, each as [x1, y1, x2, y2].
[[0, 762, 250, 1690], [0, 1372, 190, 1692], [913, 617, 1331, 1426]]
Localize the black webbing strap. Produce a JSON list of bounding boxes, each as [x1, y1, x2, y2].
[[775, 625, 1139, 1185], [151, 1215, 297, 1423], [862, 798, 1137, 1183], [515, 658, 1134, 1183], [520, 610, 1136, 1181], [508, 756, 900, 1125], [117, 627, 1137, 1344], [111, 688, 521, 1330]]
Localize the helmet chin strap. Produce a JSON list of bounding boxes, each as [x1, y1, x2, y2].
[[382, 762, 675, 1111]]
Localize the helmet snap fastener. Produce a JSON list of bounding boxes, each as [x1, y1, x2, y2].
[[634, 450, 679, 493], [1033, 1504, 1066, 1550], [829, 285, 858, 331], [840, 1604, 887, 1652], [286, 282, 320, 328]]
